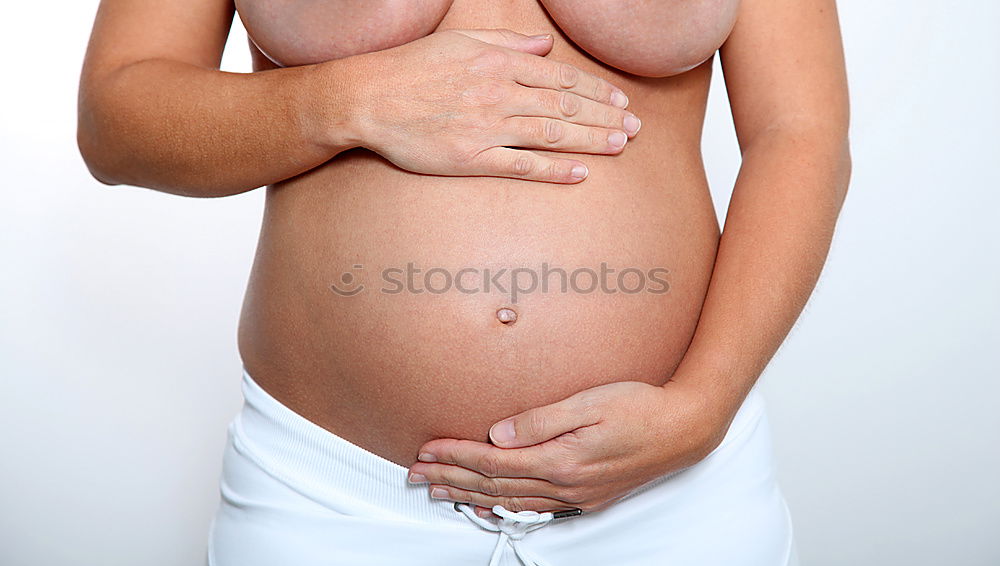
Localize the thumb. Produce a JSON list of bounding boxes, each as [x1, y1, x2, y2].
[[449, 28, 553, 55], [489, 391, 599, 448]]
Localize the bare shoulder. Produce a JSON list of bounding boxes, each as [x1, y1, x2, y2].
[[81, 0, 235, 82], [719, 0, 850, 143]]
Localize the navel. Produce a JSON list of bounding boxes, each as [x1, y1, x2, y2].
[[496, 307, 518, 325]]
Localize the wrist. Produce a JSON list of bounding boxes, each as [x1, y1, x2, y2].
[[669, 345, 758, 422], [301, 55, 370, 154], [661, 376, 739, 456]]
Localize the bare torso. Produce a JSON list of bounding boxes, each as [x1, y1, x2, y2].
[[234, 0, 740, 467]]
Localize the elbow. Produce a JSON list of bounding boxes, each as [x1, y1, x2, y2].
[[76, 129, 120, 187], [77, 67, 146, 188], [808, 128, 852, 212], [77, 93, 123, 187]]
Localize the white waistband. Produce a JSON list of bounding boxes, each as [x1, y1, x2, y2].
[[231, 366, 766, 538], [233, 367, 472, 525]]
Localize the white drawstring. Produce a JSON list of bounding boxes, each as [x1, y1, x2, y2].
[[454, 502, 556, 566]]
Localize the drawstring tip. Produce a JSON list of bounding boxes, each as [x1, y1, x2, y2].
[[552, 508, 582, 519]]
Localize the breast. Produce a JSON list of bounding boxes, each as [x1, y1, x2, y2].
[[539, 0, 742, 77], [234, 0, 453, 67], [237, 0, 740, 75]]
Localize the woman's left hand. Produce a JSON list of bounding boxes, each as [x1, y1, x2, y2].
[[407, 379, 728, 517]]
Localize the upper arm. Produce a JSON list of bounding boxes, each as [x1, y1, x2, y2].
[[80, 0, 235, 84], [719, 0, 851, 149]]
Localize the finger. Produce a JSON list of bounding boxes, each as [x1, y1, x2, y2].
[[430, 485, 578, 515], [411, 462, 559, 499], [471, 147, 590, 183], [447, 28, 554, 56], [507, 54, 629, 109], [495, 116, 629, 155], [417, 438, 550, 479], [489, 389, 601, 448], [512, 86, 642, 137]]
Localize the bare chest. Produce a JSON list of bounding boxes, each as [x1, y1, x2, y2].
[[234, 0, 741, 77]]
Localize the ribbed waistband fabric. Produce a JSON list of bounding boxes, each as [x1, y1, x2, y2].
[[232, 367, 474, 526], [231, 366, 766, 529]]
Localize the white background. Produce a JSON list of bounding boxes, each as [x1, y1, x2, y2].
[[1, 1, 997, 565]]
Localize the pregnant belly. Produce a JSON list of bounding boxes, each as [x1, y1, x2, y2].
[[238, 143, 720, 468]]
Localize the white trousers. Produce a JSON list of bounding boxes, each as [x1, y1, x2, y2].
[[207, 368, 799, 566]]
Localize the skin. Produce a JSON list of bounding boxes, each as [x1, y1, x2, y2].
[[78, 9, 635, 193], [538, 0, 743, 77], [232, 0, 455, 67], [78, 0, 851, 523], [410, 0, 852, 518]]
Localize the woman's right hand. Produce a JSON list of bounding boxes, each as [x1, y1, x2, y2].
[[342, 29, 641, 184]]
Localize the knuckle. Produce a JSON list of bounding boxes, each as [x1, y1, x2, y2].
[[549, 460, 581, 485], [456, 145, 486, 170], [487, 82, 511, 104], [543, 119, 563, 144], [446, 131, 482, 159], [525, 410, 547, 438], [560, 486, 587, 504], [553, 429, 586, 451], [559, 92, 580, 117], [478, 477, 503, 497], [477, 453, 502, 478], [463, 81, 509, 106], [546, 160, 565, 181], [576, 388, 601, 418], [587, 127, 604, 149], [520, 120, 542, 142], [558, 62, 579, 88], [511, 154, 534, 177], [471, 48, 511, 74], [501, 497, 526, 513], [537, 91, 558, 115], [499, 28, 524, 46]]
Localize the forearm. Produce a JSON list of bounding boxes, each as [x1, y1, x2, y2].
[[77, 57, 361, 197], [671, 127, 852, 425]]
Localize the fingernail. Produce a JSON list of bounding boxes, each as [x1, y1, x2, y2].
[[408, 473, 427, 484], [608, 132, 627, 149], [431, 488, 448, 499], [418, 453, 437, 462], [623, 114, 641, 136], [530, 34, 552, 41], [490, 420, 516, 443], [611, 90, 629, 109], [570, 164, 588, 180]]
